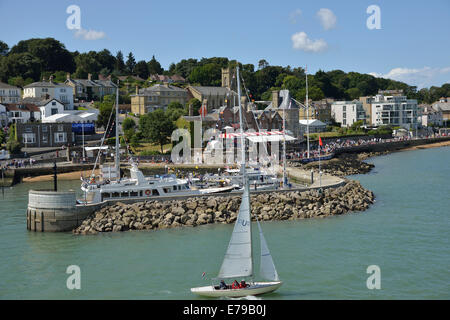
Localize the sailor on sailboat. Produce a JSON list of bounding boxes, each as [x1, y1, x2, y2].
[[190, 66, 282, 298]]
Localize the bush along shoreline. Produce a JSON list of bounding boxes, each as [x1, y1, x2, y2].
[[73, 180, 375, 235]]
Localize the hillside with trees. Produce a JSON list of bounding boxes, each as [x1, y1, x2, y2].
[[0, 38, 449, 104]]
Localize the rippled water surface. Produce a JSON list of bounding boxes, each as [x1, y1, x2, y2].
[[0, 147, 449, 299]]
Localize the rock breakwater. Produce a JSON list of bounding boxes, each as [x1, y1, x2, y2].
[[73, 180, 375, 235]]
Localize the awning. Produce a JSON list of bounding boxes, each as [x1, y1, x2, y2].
[[85, 146, 109, 151], [246, 134, 296, 143]]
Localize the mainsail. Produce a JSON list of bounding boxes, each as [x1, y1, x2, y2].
[[257, 219, 279, 281], [217, 182, 253, 279]]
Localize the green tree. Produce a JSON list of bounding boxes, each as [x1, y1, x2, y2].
[[0, 40, 9, 56], [122, 117, 136, 131], [9, 38, 75, 74], [188, 63, 221, 86], [0, 52, 41, 82], [115, 51, 125, 73], [139, 109, 175, 153], [126, 52, 136, 74], [258, 59, 269, 70], [345, 87, 362, 100], [95, 95, 115, 129], [147, 55, 163, 75], [134, 60, 149, 79]]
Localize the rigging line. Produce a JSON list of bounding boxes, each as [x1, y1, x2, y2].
[[239, 72, 272, 168], [89, 100, 116, 178]]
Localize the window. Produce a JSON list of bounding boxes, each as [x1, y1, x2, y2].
[[51, 108, 58, 115], [58, 125, 64, 132], [22, 133, 35, 144], [42, 126, 48, 132], [25, 126, 32, 133], [42, 135, 48, 144], [52, 101, 56, 106], [54, 132, 67, 143]]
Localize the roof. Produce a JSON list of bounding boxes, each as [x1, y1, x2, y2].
[[189, 86, 233, 96], [21, 97, 64, 106], [0, 82, 20, 89], [24, 81, 71, 88], [299, 119, 327, 126], [4, 103, 40, 112], [134, 84, 186, 96], [432, 101, 450, 111]]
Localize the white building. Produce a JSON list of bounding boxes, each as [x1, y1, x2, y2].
[[331, 101, 367, 127], [371, 94, 418, 129], [299, 119, 327, 135], [5, 103, 41, 124], [42, 111, 98, 123], [419, 105, 443, 127], [21, 97, 65, 120], [23, 78, 74, 110], [0, 82, 21, 104]]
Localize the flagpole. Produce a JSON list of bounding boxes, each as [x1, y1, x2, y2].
[[319, 135, 322, 189]]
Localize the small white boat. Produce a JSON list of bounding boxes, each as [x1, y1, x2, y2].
[[191, 281, 283, 298]]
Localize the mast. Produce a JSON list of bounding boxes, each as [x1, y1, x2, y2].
[[236, 66, 246, 177], [282, 103, 287, 188], [237, 65, 253, 276], [306, 66, 310, 158], [115, 80, 120, 180]]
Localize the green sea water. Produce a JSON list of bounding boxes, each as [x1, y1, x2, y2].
[[0, 147, 449, 299]]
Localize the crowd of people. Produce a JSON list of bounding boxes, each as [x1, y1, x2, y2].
[[1, 157, 36, 169], [218, 279, 249, 290], [289, 132, 449, 160]]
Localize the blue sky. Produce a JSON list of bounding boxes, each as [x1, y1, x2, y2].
[[1, 0, 449, 88]]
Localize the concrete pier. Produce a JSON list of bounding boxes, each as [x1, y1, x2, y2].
[[26, 190, 100, 232]]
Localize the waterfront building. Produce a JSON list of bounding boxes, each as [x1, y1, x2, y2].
[[15, 122, 74, 148], [419, 104, 443, 127], [5, 103, 41, 124], [186, 86, 235, 112], [131, 84, 187, 115], [299, 99, 333, 124], [20, 97, 65, 120], [65, 73, 117, 101], [331, 100, 367, 127], [149, 74, 186, 83], [431, 97, 450, 122], [265, 90, 300, 138], [370, 94, 418, 129], [0, 82, 21, 104], [23, 77, 74, 110]]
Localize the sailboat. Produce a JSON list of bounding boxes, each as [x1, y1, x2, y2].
[[190, 66, 282, 298]]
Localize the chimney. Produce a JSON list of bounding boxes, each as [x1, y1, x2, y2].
[[49, 75, 54, 82], [66, 73, 71, 80], [272, 90, 279, 108], [88, 73, 92, 81], [42, 76, 46, 81], [135, 85, 139, 95]]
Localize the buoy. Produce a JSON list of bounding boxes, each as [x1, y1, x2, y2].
[[145, 189, 151, 196]]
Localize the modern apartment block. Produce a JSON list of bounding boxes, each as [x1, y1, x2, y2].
[[370, 94, 418, 129], [331, 101, 367, 127]]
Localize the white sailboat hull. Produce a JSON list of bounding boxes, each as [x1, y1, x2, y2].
[[191, 281, 282, 298]]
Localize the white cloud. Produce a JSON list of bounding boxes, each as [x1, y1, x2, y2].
[[289, 9, 302, 24], [316, 8, 337, 30], [74, 28, 106, 40], [291, 31, 328, 53], [370, 67, 450, 88]]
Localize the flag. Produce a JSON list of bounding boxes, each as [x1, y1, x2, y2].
[[319, 136, 323, 146], [199, 101, 207, 119], [202, 272, 206, 278]]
